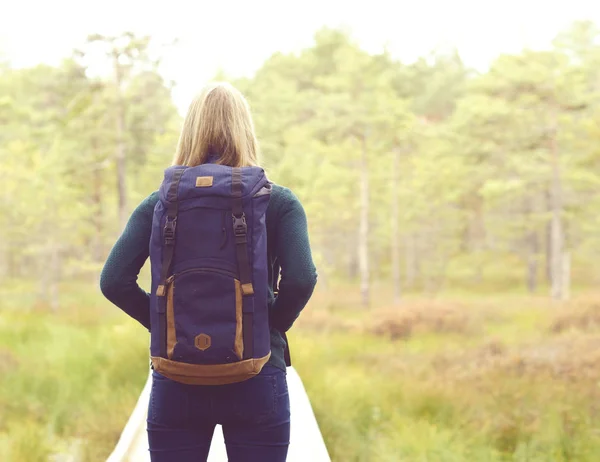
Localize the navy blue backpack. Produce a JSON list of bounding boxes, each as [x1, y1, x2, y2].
[[149, 164, 272, 385]]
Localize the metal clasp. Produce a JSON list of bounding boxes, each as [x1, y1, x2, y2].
[[232, 214, 247, 237]]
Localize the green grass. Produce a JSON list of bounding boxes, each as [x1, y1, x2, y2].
[[291, 290, 600, 461], [0, 282, 149, 461], [1, 282, 600, 461]]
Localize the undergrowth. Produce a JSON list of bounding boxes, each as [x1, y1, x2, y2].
[[2, 282, 600, 461]]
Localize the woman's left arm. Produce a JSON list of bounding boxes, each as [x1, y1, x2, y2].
[[100, 192, 159, 330]]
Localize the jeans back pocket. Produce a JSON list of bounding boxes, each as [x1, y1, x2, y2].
[[217, 372, 278, 424], [148, 371, 192, 427]]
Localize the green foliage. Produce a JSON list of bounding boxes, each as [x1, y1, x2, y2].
[[3, 286, 600, 460], [237, 21, 600, 293], [292, 289, 600, 461], [0, 283, 148, 461], [0, 35, 179, 306], [3, 23, 600, 295]]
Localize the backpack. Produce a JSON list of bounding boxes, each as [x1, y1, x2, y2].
[[149, 163, 272, 385]]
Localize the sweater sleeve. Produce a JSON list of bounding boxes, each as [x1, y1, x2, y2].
[[100, 192, 159, 330], [270, 190, 318, 333]]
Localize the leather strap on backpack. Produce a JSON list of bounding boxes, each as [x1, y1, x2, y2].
[[273, 272, 292, 367], [282, 332, 292, 367], [156, 167, 185, 358], [232, 168, 255, 359]]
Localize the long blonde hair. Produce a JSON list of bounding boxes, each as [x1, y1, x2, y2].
[[173, 82, 260, 167]]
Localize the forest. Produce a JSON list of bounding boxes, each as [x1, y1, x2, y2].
[[2, 23, 600, 305], [2, 20, 600, 462]]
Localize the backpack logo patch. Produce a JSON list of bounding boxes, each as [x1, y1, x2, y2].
[[195, 176, 214, 187], [195, 333, 212, 351]]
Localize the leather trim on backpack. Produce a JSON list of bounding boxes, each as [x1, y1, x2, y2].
[[151, 352, 271, 385], [195, 176, 214, 187], [166, 280, 176, 359], [241, 283, 254, 295], [234, 279, 244, 360]]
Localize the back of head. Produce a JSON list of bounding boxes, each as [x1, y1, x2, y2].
[[173, 82, 260, 168]]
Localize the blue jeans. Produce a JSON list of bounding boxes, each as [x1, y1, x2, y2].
[[147, 365, 290, 461]]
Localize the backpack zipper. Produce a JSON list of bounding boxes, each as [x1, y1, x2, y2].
[[166, 267, 237, 284], [220, 210, 228, 249]]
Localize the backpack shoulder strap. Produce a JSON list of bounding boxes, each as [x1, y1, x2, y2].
[[156, 167, 186, 297], [232, 167, 255, 359], [231, 167, 254, 296], [156, 167, 185, 358]]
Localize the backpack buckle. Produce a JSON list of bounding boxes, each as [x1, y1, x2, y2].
[[164, 217, 177, 244], [232, 214, 247, 237]]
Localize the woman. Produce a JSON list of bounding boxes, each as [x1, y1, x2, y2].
[[100, 82, 317, 462]]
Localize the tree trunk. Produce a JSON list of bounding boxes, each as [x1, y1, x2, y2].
[[38, 245, 60, 311], [358, 129, 370, 308], [92, 157, 105, 285], [348, 251, 358, 279], [49, 245, 60, 312], [113, 51, 128, 230], [92, 139, 104, 265], [471, 193, 486, 285], [545, 190, 552, 284], [549, 109, 565, 301], [405, 233, 417, 289], [92, 182, 104, 262], [562, 251, 571, 301], [0, 234, 8, 282], [38, 260, 49, 307], [524, 194, 539, 294], [527, 230, 539, 293], [391, 147, 401, 304]]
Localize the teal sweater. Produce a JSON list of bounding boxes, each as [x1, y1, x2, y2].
[[100, 185, 317, 371]]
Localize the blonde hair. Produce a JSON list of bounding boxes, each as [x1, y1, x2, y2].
[[173, 82, 260, 167]]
